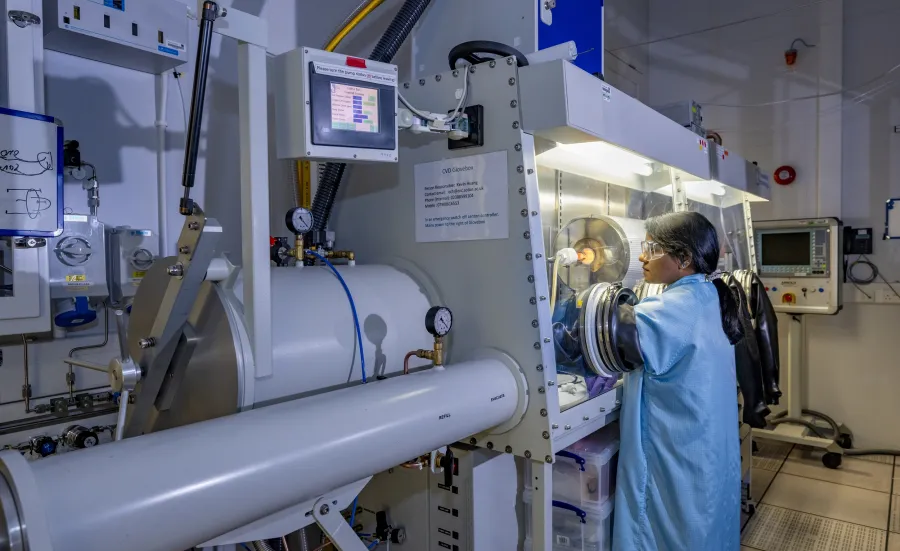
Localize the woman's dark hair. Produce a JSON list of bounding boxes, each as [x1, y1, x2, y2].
[[645, 212, 744, 345]]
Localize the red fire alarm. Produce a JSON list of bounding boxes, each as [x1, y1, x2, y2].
[[785, 38, 815, 66], [774, 165, 797, 186]]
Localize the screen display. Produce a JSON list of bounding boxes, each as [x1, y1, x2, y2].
[[330, 83, 379, 133], [761, 232, 811, 266]]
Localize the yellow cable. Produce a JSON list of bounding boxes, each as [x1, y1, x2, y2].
[[298, 1, 386, 212], [325, 0, 386, 53]]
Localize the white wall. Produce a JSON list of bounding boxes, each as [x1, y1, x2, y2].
[[648, 0, 900, 448], [604, 0, 650, 102]]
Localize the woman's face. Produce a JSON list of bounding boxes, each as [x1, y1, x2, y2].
[[640, 233, 694, 285]]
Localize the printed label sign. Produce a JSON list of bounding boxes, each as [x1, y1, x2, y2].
[[414, 151, 509, 243], [313, 62, 398, 86], [601, 83, 612, 102]]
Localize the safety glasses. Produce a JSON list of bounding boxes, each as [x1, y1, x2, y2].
[[640, 240, 666, 260]]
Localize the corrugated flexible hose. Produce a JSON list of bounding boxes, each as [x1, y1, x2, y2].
[[252, 540, 278, 551], [310, 0, 434, 233], [770, 409, 900, 456]]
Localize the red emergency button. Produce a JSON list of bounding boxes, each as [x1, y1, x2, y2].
[[782, 293, 795, 304]]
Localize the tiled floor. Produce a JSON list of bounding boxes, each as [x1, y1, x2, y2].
[[742, 442, 898, 551]]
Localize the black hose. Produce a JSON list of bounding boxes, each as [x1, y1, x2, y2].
[[310, 0, 434, 234], [845, 449, 900, 456]]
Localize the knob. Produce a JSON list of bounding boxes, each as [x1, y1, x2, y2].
[[30, 436, 57, 457], [64, 425, 99, 449]]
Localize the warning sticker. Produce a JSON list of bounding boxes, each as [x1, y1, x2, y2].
[[414, 151, 509, 243], [698, 138, 709, 153]]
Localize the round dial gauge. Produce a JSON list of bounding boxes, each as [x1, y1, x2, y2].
[[425, 306, 453, 337], [285, 207, 315, 235]]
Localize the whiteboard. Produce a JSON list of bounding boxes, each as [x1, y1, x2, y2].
[[0, 107, 64, 237]]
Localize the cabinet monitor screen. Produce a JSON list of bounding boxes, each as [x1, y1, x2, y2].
[[756, 226, 831, 277], [308, 62, 396, 151], [761, 232, 811, 266]]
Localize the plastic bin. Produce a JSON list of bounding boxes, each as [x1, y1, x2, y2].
[[523, 496, 615, 551], [554, 423, 619, 509]]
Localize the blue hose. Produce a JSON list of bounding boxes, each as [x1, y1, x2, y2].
[[349, 496, 358, 530], [306, 250, 367, 383]]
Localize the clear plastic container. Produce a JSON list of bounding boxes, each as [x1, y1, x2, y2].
[[523, 496, 615, 551], [554, 423, 619, 509]]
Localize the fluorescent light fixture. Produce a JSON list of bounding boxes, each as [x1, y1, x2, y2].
[[683, 180, 727, 197], [536, 141, 655, 179]]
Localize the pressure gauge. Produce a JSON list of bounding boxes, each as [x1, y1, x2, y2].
[[286, 207, 315, 235], [425, 306, 453, 337]]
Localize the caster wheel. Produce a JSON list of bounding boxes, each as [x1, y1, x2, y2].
[[837, 433, 853, 449], [822, 452, 842, 469], [752, 441, 759, 454], [747, 503, 757, 516]]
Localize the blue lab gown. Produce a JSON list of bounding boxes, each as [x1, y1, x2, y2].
[[613, 274, 740, 551]]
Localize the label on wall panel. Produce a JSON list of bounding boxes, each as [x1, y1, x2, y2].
[[414, 151, 509, 243], [601, 83, 612, 102]]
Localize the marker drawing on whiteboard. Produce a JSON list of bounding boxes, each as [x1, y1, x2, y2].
[[5, 188, 52, 219], [0, 150, 53, 176]]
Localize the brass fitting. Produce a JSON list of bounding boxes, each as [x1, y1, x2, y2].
[[290, 235, 305, 262], [304, 248, 355, 262], [327, 249, 356, 261], [404, 336, 444, 375], [432, 336, 444, 367]]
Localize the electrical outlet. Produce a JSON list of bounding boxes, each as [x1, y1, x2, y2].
[[875, 289, 900, 304]]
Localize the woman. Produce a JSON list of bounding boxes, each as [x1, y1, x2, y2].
[[613, 212, 743, 551]]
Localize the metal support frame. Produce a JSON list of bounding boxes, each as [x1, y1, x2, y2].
[[313, 496, 369, 551], [200, 478, 373, 548], [237, 40, 273, 378], [752, 314, 841, 452], [670, 171, 687, 213], [201, 0, 273, 379], [743, 194, 757, 270], [123, 210, 222, 436], [530, 460, 554, 551]]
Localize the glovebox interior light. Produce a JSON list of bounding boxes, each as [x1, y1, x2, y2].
[[536, 141, 655, 179]]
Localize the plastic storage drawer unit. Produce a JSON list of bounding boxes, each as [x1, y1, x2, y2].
[[554, 423, 619, 509], [524, 497, 615, 551]]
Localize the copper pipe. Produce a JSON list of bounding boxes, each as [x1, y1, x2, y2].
[[403, 351, 416, 375]]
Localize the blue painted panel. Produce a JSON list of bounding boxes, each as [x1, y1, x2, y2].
[[538, 0, 604, 76]]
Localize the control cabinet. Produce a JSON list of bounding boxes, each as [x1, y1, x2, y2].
[[274, 47, 399, 163], [755, 218, 843, 315], [106, 227, 156, 303], [42, 0, 188, 74], [49, 214, 107, 301]]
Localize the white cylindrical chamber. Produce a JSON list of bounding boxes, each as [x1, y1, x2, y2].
[[127, 263, 435, 432], [251, 265, 435, 404], [5, 358, 519, 551]]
